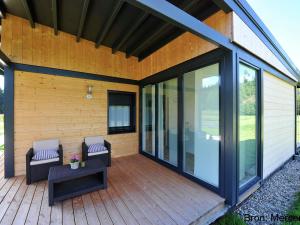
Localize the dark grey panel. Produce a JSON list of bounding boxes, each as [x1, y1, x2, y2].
[[31, 0, 52, 27], [58, 0, 82, 35]]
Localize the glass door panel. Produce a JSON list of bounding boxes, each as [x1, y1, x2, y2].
[[158, 78, 178, 166], [183, 64, 220, 187], [142, 85, 156, 155], [238, 63, 258, 187]]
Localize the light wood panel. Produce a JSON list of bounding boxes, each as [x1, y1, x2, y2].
[[14, 71, 139, 176], [1, 12, 232, 80], [139, 11, 233, 79], [0, 153, 225, 225], [232, 12, 296, 81], [263, 71, 295, 178]]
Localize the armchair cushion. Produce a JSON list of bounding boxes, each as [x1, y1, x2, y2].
[[32, 149, 59, 161], [30, 157, 59, 166], [85, 136, 104, 146], [88, 143, 107, 153], [88, 151, 109, 156], [33, 139, 59, 154]]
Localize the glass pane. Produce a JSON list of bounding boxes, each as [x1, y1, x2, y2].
[[142, 85, 156, 155], [239, 63, 257, 187], [297, 88, 300, 148], [158, 78, 178, 166], [108, 105, 130, 127], [183, 63, 220, 187]]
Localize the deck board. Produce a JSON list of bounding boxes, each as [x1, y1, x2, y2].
[[0, 152, 225, 225]]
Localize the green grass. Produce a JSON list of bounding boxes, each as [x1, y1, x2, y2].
[[0, 114, 3, 151], [201, 111, 256, 142], [213, 213, 246, 225], [284, 192, 300, 225]]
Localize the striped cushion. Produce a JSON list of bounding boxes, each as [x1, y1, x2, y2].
[[32, 149, 59, 161], [88, 143, 107, 153]]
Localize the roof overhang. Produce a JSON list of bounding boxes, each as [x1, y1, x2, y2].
[[217, 0, 300, 80]]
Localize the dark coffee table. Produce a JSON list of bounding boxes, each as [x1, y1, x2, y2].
[[48, 159, 107, 206]]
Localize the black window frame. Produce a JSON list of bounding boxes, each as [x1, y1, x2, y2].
[[107, 90, 136, 135]]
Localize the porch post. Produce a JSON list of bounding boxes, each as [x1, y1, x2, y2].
[[223, 50, 238, 205], [4, 65, 14, 178]]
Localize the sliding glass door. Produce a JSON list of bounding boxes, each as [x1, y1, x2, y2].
[[158, 78, 178, 166], [142, 85, 155, 155], [238, 63, 258, 188], [141, 63, 221, 189], [183, 64, 220, 187]]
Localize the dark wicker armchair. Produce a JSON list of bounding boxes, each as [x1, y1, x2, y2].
[[82, 136, 111, 167], [26, 140, 63, 185]]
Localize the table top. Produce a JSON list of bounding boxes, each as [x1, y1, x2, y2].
[[48, 159, 106, 182]]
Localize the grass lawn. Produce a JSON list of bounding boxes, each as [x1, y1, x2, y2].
[[284, 192, 300, 225], [0, 114, 3, 151], [213, 213, 246, 225]]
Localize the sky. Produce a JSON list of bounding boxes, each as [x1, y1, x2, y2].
[[0, 0, 299, 89], [246, 0, 300, 70]]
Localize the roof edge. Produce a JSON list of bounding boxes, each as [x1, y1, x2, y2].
[[226, 0, 300, 79]]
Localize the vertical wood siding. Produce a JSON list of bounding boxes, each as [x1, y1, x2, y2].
[[1, 11, 232, 79], [263, 71, 295, 178], [14, 71, 139, 176]]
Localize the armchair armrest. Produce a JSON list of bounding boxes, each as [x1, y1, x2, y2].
[[26, 148, 34, 162], [82, 142, 89, 161], [104, 140, 111, 152], [26, 148, 34, 185], [58, 145, 63, 164], [104, 140, 111, 166]]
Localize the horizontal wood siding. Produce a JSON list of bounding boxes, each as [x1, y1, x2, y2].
[[14, 71, 139, 176], [263, 71, 295, 178], [1, 12, 232, 79]]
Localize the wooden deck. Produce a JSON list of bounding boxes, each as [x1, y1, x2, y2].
[[0, 152, 225, 225]]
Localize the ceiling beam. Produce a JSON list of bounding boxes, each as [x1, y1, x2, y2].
[[52, 0, 58, 35], [20, 0, 35, 28], [212, 0, 232, 13], [124, 0, 232, 52], [126, 0, 207, 58], [138, 29, 182, 61], [76, 0, 90, 42], [95, 0, 124, 48], [138, 3, 219, 61], [111, 12, 148, 54]]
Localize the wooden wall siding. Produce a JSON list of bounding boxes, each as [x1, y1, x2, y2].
[[232, 13, 296, 81], [14, 71, 139, 176], [263, 71, 295, 179], [1, 14, 141, 80], [139, 11, 232, 79], [1, 12, 232, 80]]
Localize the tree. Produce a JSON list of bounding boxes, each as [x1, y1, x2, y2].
[[0, 87, 3, 114]]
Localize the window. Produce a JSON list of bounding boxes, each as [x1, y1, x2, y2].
[[297, 87, 300, 148], [142, 85, 156, 155], [108, 91, 136, 134], [158, 78, 178, 166], [238, 63, 258, 188], [183, 63, 220, 187]]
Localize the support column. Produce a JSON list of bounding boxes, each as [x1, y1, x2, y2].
[[4, 66, 14, 178], [222, 50, 238, 205]]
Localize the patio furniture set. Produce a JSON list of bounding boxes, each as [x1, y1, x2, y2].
[[25, 136, 110, 206]]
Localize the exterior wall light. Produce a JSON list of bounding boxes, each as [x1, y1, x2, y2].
[[86, 85, 93, 99]]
